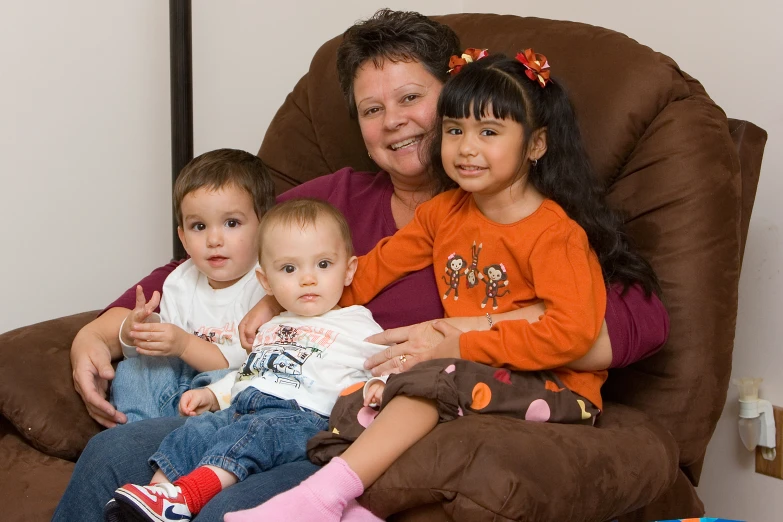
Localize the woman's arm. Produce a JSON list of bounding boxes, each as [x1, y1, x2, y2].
[[104, 259, 183, 312], [603, 283, 669, 368], [71, 307, 129, 428], [71, 259, 184, 427], [365, 303, 613, 376], [447, 308, 612, 370], [363, 304, 544, 375]]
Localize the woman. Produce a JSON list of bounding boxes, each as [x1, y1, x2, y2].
[[57, 9, 667, 522]]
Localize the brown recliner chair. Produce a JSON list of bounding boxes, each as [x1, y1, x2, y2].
[[0, 14, 767, 522]]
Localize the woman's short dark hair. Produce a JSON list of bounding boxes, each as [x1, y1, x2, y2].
[[336, 8, 460, 118]]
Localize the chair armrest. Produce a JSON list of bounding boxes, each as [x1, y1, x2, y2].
[[728, 118, 767, 265], [0, 311, 103, 460]]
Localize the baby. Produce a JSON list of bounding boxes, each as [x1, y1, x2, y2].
[[106, 199, 387, 522]]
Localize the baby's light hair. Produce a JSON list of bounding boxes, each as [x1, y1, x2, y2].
[[173, 149, 275, 227], [256, 199, 354, 264]]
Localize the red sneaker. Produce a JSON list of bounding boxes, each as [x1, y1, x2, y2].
[[113, 483, 192, 522]]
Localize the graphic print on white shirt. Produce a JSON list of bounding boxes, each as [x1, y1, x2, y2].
[[238, 323, 339, 389], [207, 306, 386, 416], [193, 322, 235, 345]]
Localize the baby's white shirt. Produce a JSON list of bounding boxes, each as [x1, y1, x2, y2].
[[208, 306, 387, 416]]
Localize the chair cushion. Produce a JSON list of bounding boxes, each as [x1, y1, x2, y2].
[[0, 311, 101, 460], [260, 13, 741, 484], [0, 416, 75, 521], [357, 403, 679, 521]]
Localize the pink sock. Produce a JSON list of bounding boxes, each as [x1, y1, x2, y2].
[[223, 457, 364, 522], [342, 499, 384, 521]]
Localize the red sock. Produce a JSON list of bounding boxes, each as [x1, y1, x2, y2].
[[173, 466, 223, 514]]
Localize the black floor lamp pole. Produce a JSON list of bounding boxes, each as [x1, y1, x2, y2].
[[169, 0, 193, 261]]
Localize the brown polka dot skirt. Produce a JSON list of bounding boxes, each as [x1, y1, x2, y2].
[[307, 359, 599, 465]]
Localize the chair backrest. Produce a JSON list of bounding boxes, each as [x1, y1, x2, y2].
[[259, 13, 758, 483]]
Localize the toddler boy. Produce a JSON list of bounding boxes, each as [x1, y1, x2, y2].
[[110, 148, 274, 423]]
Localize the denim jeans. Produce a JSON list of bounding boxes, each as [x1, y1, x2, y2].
[[52, 415, 321, 522], [152, 388, 328, 482], [110, 355, 231, 423]]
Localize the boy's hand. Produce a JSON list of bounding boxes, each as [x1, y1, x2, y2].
[[179, 388, 219, 416], [364, 381, 386, 408], [120, 286, 161, 347], [130, 323, 189, 357]]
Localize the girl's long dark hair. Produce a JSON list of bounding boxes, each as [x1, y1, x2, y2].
[[429, 54, 660, 295]]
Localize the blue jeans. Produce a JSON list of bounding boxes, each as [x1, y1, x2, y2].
[[110, 355, 231, 423], [152, 388, 328, 482], [52, 416, 321, 522]]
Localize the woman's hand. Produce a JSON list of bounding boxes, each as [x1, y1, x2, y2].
[[179, 388, 218, 416], [70, 307, 129, 428], [363, 304, 549, 376], [364, 320, 461, 376], [238, 295, 284, 350]]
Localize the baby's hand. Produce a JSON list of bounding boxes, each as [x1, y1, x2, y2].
[[238, 295, 282, 350], [364, 381, 386, 408], [120, 286, 161, 347], [179, 388, 218, 416]]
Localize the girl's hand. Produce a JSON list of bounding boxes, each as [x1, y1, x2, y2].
[[364, 320, 461, 376], [130, 323, 189, 357], [363, 381, 386, 408], [429, 320, 463, 358], [120, 286, 161, 347], [238, 295, 283, 350], [179, 389, 218, 416]]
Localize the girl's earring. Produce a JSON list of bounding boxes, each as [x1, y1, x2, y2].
[[531, 158, 538, 167], [368, 151, 372, 159]]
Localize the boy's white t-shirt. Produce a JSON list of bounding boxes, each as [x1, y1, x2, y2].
[[208, 305, 386, 416], [146, 259, 265, 370]]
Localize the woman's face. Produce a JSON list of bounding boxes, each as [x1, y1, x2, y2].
[[353, 59, 443, 186]]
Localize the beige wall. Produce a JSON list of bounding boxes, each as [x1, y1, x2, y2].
[[482, 0, 783, 519], [1, 1, 172, 333]]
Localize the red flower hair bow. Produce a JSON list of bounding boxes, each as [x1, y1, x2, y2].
[[515, 48, 551, 88], [448, 48, 489, 76]]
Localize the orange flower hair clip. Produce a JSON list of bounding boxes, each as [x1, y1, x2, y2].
[[515, 48, 551, 88], [448, 48, 489, 76]]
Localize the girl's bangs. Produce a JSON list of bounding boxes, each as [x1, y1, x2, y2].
[[439, 68, 528, 123]]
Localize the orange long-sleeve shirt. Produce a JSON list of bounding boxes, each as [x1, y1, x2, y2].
[[340, 189, 607, 409]]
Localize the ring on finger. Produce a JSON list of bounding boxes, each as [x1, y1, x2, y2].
[[399, 354, 408, 363]]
